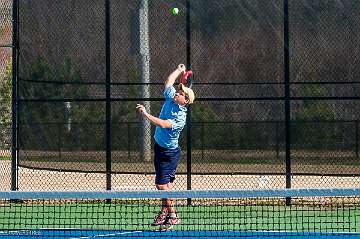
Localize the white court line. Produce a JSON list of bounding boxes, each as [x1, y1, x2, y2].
[[0, 230, 41, 236], [70, 230, 143, 239], [253, 230, 359, 234]]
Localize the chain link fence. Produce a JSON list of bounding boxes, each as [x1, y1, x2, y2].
[[2, 0, 360, 191], [0, 0, 12, 191]]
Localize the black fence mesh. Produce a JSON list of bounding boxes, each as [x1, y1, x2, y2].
[[289, 1, 360, 176], [3, 0, 360, 190]]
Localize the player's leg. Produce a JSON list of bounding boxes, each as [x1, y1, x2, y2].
[[155, 182, 179, 230], [151, 183, 170, 226], [152, 143, 181, 227], [156, 182, 177, 219], [165, 177, 180, 226], [151, 143, 169, 226], [153, 181, 180, 228], [157, 183, 172, 214]]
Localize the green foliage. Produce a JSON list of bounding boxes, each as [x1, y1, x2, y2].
[[112, 64, 140, 124], [0, 62, 12, 149], [191, 104, 270, 150], [292, 80, 340, 150], [191, 104, 221, 149], [20, 57, 105, 150], [0, 62, 12, 125], [0, 156, 11, 160], [191, 103, 217, 122]]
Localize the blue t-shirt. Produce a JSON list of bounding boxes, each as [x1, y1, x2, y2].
[[154, 86, 187, 149]]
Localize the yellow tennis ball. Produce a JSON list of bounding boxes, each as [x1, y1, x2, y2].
[[172, 7, 179, 15]]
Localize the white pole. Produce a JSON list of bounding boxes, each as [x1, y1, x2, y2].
[[139, 0, 151, 162], [65, 101, 71, 132]]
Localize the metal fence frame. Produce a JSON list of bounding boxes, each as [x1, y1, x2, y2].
[[9, 0, 360, 191]]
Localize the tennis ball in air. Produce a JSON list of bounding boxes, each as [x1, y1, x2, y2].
[[172, 7, 179, 15]]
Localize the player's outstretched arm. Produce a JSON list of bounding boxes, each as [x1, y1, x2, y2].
[[136, 104, 172, 128], [165, 64, 186, 88]]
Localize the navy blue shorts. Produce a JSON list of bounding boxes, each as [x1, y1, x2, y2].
[[154, 142, 181, 185]]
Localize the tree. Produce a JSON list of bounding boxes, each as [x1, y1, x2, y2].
[[0, 62, 12, 149], [292, 76, 339, 150], [19, 57, 104, 151]]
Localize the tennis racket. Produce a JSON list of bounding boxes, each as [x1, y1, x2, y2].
[[181, 70, 193, 88]]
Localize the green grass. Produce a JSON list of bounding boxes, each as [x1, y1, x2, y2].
[[0, 156, 10, 161]]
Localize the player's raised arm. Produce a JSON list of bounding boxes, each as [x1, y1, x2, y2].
[[164, 64, 186, 88], [136, 104, 172, 128]]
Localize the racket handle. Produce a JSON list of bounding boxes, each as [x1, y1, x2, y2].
[[181, 70, 193, 85]]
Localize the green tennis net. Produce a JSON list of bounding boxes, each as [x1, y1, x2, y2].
[[0, 189, 359, 238]]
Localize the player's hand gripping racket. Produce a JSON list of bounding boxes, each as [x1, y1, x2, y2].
[[181, 70, 193, 88]]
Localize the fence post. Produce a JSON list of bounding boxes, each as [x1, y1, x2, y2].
[[186, 0, 192, 205], [128, 122, 131, 160], [283, 0, 291, 205], [105, 0, 112, 191], [201, 122, 204, 161], [11, 0, 19, 191], [276, 121, 279, 159], [58, 123, 61, 159], [356, 121, 359, 158]]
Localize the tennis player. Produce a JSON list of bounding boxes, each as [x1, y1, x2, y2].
[[136, 63, 195, 228]]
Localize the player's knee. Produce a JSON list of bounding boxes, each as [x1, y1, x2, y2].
[[156, 183, 170, 190]]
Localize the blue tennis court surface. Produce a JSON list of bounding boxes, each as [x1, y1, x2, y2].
[[1, 230, 360, 239]]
